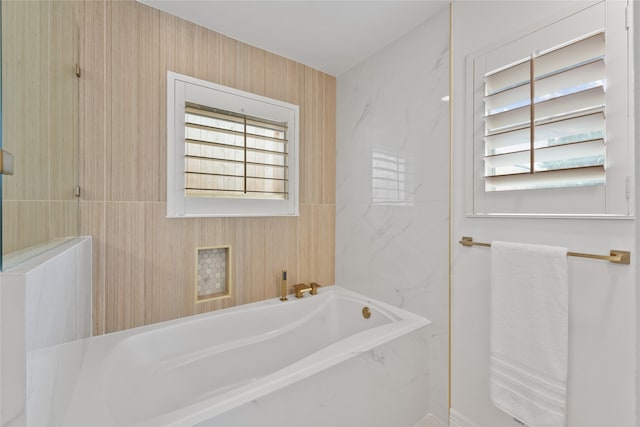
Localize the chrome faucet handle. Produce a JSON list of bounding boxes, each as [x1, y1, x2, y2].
[[309, 282, 320, 295]]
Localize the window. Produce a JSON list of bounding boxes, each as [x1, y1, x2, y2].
[[484, 32, 606, 192], [467, 1, 632, 216], [167, 72, 299, 217], [184, 105, 289, 200]]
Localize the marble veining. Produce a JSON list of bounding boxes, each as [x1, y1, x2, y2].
[[0, 237, 92, 427], [336, 6, 450, 423], [199, 324, 430, 427]]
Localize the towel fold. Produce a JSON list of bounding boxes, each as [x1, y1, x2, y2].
[[490, 241, 568, 427]]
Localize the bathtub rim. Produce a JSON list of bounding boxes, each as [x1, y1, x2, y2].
[[91, 285, 424, 343], [135, 286, 431, 427], [60, 285, 431, 427], [113, 288, 402, 382]]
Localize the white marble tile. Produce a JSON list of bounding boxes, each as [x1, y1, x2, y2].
[[75, 238, 92, 340], [25, 248, 79, 352], [1, 275, 27, 427], [0, 237, 92, 427], [337, 13, 449, 210], [336, 6, 450, 422], [22, 237, 92, 352], [336, 202, 448, 316], [26, 340, 89, 427], [197, 325, 430, 427]]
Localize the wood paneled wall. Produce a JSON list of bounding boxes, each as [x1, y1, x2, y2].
[[79, 1, 336, 335]]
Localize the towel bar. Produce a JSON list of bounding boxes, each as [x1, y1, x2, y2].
[[459, 236, 630, 265]]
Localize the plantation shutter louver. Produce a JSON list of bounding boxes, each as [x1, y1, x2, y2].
[[483, 31, 606, 192], [184, 103, 289, 200]]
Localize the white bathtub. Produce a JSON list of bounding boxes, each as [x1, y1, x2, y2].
[[28, 286, 430, 426]]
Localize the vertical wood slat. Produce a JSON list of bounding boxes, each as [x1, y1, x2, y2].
[[296, 204, 316, 283], [239, 44, 266, 96], [49, 0, 79, 202], [82, 0, 336, 334], [315, 204, 336, 286], [244, 218, 266, 303], [264, 52, 287, 101], [323, 74, 337, 205], [264, 216, 297, 299], [158, 11, 178, 204], [107, 1, 161, 203], [2, 0, 50, 202], [143, 203, 194, 324], [2, 202, 49, 255], [285, 59, 303, 106], [220, 36, 239, 89], [80, 0, 106, 202], [300, 67, 325, 205], [104, 202, 146, 333], [107, 0, 137, 203]]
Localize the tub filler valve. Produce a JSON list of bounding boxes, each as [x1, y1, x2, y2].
[[310, 282, 320, 295], [293, 282, 320, 298]]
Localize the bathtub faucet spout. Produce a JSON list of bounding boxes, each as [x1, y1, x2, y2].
[[293, 283, 311, 298], [293, 282, 320, 298]]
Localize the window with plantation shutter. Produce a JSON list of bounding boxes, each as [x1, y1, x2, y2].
[[167, 72, 299, 218], [184, 104, 289, 200], [467, 1, 632, 216], [483, 32, 606, 192]]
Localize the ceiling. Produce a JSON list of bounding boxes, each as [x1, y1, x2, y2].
[[139, 1, 448, 76]]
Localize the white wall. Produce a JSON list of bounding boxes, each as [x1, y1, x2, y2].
[[0, 237, 92, 426], [451, 2, 636, 427], [336, 5, 450, 423]]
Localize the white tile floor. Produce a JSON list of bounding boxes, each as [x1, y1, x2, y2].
[[413, 414, 448, 427]]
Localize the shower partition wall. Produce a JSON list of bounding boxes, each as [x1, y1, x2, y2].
[[1, 0, 80, 270]]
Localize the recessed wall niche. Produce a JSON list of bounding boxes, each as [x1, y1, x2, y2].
[[196, 246, 231, 302]]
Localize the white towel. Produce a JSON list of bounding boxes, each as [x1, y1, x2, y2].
[[490, 241, 568, 427]]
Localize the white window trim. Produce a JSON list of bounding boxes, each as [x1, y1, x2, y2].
[[167, 71, 300, 218], [464, 0, 634, 219]]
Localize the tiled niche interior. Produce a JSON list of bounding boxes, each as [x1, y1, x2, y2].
[[196, 246, 231, 302]]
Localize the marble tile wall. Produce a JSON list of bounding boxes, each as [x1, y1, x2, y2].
[[335, 6, 450, 423], [451, 2, 637, 426], [0, 237, 92, 426]]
